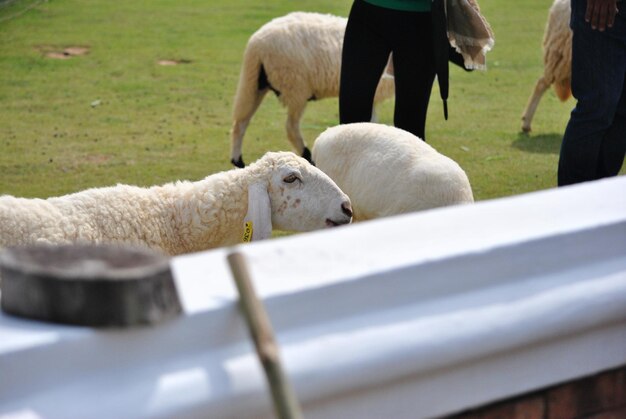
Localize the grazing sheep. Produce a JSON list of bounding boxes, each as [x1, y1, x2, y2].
[[0, 152, 352, 255], [521, 0, 572, 133], [312, 123, 473, 222], [230, 11, 395, 168]]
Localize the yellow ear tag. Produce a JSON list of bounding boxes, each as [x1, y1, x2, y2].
[[243, 221, 253, 242]]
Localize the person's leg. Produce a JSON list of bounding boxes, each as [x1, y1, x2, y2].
[[597, 62, 626, 178], [339, 0, 393, 124], [558, 1, 626, 186], [390, 12, 435, 140]]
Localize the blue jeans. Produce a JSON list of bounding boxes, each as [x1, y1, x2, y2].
[[558, 0, 626, 186]]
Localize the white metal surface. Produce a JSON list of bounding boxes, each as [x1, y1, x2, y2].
[[1, 176, 625, 419]]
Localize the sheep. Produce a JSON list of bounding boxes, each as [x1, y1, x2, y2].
[[311, 123, 473, 222], [0, 152, 353, 256], [521, 0, 572, 133], [230, 11, 395, 168]]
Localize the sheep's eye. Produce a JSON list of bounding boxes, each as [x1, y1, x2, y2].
[[283, 173, 300, 184]]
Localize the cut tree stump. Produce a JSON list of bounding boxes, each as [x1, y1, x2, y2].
[[0, 244, 182, 327]]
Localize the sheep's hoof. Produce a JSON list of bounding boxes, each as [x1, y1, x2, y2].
[[301, 147, 314, 165], [231, 156, 245, 168], [521, 117, 532, 134]]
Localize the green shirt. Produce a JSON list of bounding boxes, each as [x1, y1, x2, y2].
[[363, 0, 432, 12]]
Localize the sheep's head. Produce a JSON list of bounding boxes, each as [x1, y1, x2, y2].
[[257, 152, 352, 233]]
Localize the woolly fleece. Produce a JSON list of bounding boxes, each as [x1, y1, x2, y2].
[[0, 152, 351, 255], [312, 123, 474, 221], [231, 12, 395, 165]]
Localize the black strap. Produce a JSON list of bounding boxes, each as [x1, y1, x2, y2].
[[431, 0, 449, 120]]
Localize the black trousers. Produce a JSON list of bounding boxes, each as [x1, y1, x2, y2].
[[339, 0, 436, 140]]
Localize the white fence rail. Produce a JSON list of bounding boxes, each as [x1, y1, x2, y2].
[[1, 177, 625, 419]]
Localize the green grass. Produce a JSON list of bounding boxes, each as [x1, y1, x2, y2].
[[1, 0, 621, 201]]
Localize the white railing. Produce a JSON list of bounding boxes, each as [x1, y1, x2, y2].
[[1, 176, 625, 419]]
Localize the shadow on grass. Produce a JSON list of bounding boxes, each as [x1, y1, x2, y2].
[[512, 132, 562, 155]]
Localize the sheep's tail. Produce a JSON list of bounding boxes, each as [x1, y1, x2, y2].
[[544, 36, 571, 102], [553, 78, 571, 102], [231, 42, 268, 167], [232, 43, 265, 120]]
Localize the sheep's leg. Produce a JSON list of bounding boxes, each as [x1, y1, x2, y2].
[[521, 76, 551, 133], [286, 104, 312, 163], [231, 89, 269, 167]]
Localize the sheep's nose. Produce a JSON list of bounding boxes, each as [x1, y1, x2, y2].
[[341, 200, 353, 218]]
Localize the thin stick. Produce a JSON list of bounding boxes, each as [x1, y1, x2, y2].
[[227, 252, 304, 419]]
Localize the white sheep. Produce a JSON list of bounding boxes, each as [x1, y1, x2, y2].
[[230, 11, 395, 168], [0, 152, 353, 255], [312, 123, 473, 222], [521, 0, 572, 133]]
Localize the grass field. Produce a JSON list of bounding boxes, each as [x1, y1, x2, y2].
[[1, 0, 620, 202]]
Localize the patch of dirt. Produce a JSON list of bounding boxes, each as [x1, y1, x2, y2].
[[38, 45, 90, 59], [63, 46, 89, 56], [46, 52, 72, 60], [83, 154, 111, 165], [157, 59, 192, 66]]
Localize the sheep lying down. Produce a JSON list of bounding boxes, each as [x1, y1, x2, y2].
[[312, 123, 474, 222], [0, 152, 353, 255]]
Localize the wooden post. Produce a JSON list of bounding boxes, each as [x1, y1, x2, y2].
[[227, 252, 304, 419], [0, 244, 181, 327]]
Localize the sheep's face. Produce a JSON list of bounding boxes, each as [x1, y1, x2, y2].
[[266, 154, 352, 232]]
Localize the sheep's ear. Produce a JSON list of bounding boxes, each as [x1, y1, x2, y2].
[[243, 182, 272, 242]]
